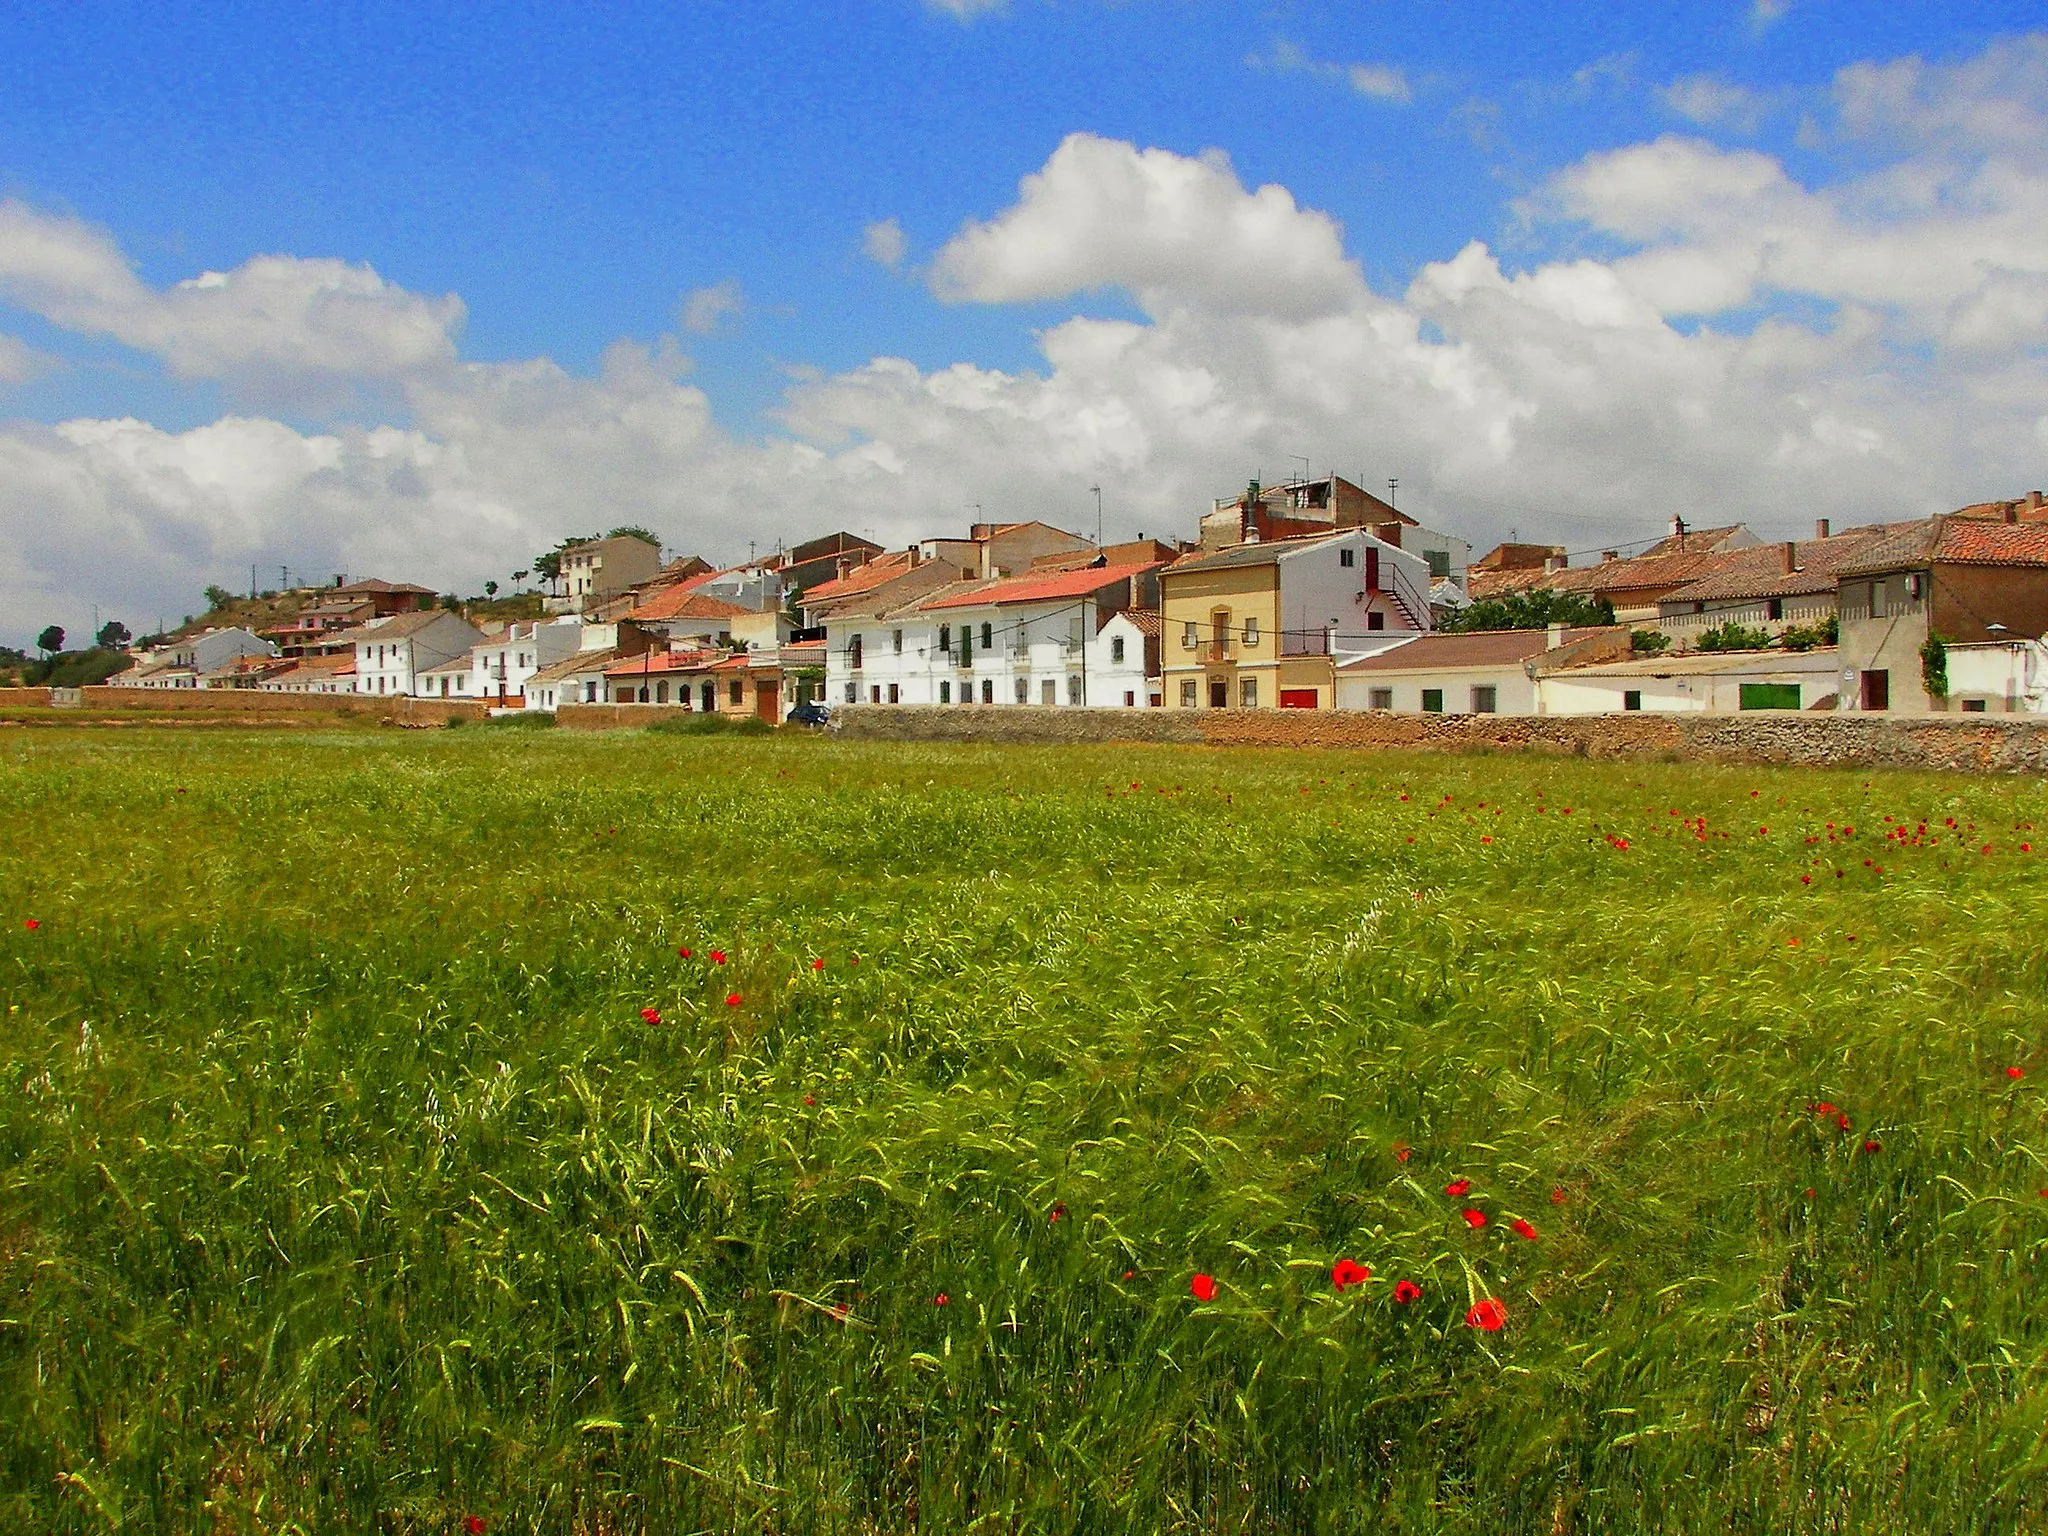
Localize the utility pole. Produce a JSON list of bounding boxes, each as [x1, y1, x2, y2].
[[1090, 485, 1103, 547]]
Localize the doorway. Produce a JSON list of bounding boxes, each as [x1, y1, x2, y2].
[[1209, 678, 1228, 708], [1859, 670, 1889, 711]]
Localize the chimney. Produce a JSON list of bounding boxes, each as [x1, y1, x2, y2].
[[1244, 525, 1261, 545], [2004, 504, 2019, 525], [1546, 623, 1566, 650], [1670, 514, 1686, 538], [1781, 541, 1797, 574], [1544, 554, 1567, 573], [1815, 518, 1830, 539], [2031, 490, 2044, 512], [1601, 550, 1618, 562]]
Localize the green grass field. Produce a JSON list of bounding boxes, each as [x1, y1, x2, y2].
[[4, 728, 2046, 1534]]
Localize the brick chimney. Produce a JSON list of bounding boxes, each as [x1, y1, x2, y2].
[[2003, 504, 2019, 524], [2031, 490, 2045, 512], [1670, 514, 1686, 538], [1544, 554, 1567, 573], [1546, 622, 1566, 650], [1815, 518, 1830, 539], [1781, 541, 1797, 573]]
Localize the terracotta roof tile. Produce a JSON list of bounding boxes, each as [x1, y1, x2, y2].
[[1337, 627, 1624, 672], [920, 562, 1161, 610], [625, 587, 751, 623]]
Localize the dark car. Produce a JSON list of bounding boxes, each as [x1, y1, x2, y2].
[[784, 701, 831, 728]]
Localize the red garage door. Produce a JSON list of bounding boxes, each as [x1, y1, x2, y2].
[[1279, 689, 1320, 709]]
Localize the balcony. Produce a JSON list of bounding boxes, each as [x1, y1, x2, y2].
[[1280, 629, 1332, 657]]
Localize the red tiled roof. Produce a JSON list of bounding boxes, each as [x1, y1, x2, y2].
[[626, 587, 751, 623], [1119, 609, 1162, 637], [1932, 518, 2048, 567], [922, 562, 1162, 611], [1662, 530, 1896, 602], [600, 648, 723, 678], [801, 551, 918, 604]]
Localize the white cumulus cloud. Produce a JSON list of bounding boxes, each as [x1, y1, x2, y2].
[[862, 217, 908, 268], [681, 278, 744, 335]]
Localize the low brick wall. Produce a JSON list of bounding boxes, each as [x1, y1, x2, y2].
[[827, 705, 2048, 774], [557, 703, 698, 730], [54, 688, 489, 725], [0, 687, 52, 707]]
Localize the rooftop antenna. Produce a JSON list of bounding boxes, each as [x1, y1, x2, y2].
[[1387, 478, 1399, 512]]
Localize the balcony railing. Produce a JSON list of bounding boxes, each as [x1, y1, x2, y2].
[[1280, 629, 1332, 657]]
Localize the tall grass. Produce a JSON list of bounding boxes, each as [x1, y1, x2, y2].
[[1, 729, 2045, 1532]]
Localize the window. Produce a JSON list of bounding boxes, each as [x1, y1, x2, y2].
[[981, 623, 993, 649], [871, 685, 882, 704], [1243, 618, 1259, 647], [888, 683, 899, 704], [377, 675, 386, 694], [1367, 611, 1385, 632], [656, 681, 668, 703], [1016, 678, 1029, 703], [1339, 547, 1356, 568], [849, 635, 863, 668], [937, 680, 949, 704], [584, 680, 597, 703], [892, 629, 903, 653], [939, 624, 951, 653], [1963, 698, 1988, 712], [1124, 690, 1136, 707], [1240, 676, 1258, 708], [845, 680, 857, 703], [1766, 599, 1783, 621], [1183, 620, 1200, 648], [1068, 675, 1082, 704], [1181, 678, 1198, 707], [1623, 690, 1642, 711], [1471, 686, 1497, 714], [1369, 687, 1393, 711], [1427, 550, 1451, 579], [1111, 635, 1125, 664], [1421, 688, 1444, 713], [981, 679, 993, 704]]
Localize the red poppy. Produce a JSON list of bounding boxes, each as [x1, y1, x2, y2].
[[1466, 1298, 1506, 1331], [677, 946, 692, 958], [803, 1094, 815, 1106], [832, 1303, 849, 1320], [1331, 1258, 1370, 1291], [1461, 1209, 1487, 1229], [639, 1006, 661, 1024], [811, 957, 825, 971], [933, 1292, 949, 1306], [1787, 937, 1800, 947], [1048, 1202, 1066, 1223], [1836, 1112, 1851, 1131], [1122, 1268, 1135, 1280], [465, 1519, 487, 1536], [1511, 1218, 1539, 1241], [1862, 1139, 1881, 1154], [1393, 1280, 1422, 1304], [2008, 1066, 2025, 1079], [2024, 843, 2034, 853], [1444, 1178, 1471, 1198], [1809, 1101, 1837, 1116], [1189, 1272, 1217, 1302], [1550, 1186, 1566, 1205], [724, 992, 742, 1007], [1800, 875, 1812, 884], [23, 919, 37, 931], [1393, 1141, 1412, 1163], [1804, 1187, 1816, 1199], [710, 949, 727, 965]]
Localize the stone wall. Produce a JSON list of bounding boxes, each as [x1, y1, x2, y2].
[[62, 688, 488, 724], [828, 704, 2048, 773], [0, 687, 52, 708], [557, 703, 698, 730]]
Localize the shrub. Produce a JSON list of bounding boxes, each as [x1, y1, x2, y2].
[[1442, 589, 1615, 633], [1630, 629, 1671, 655], [644, 712, 771, 737], [1779, 617, 1839, 651], [482, 710, 558, 728], [1922, 634, 1949, 699], [1697, 621, 1773, 652]]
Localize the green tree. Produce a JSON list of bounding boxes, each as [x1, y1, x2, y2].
[[96, 620, 132, 649], [606, 525, 662, 549], [1921, 634, 1949, 699], [36, 624, 64, 656], [203, 584, 234, 611], [532, 534, 601, 585], [1630, 629, 1671, 655], [484, 580, 499, 598], [1442, 589, 1615, 632]]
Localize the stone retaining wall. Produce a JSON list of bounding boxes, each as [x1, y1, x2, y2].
[[37, 688, 492, 725], [828, 705, 2048, 774]]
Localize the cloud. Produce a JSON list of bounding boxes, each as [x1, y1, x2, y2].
[[680, 279, 744, 335], [862, 217, 908, 268], [1660, 75, 1771, 132], [1752, 0, 1792, 29], [1251, 39, 1412, 104], [928, 132, 1364, 318], [923, 0, 1004, 18], [6, 34, 2048, 647], [0, 201, 462, 395], [0, 332, 48, 385]]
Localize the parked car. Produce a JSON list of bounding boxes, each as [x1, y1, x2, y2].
[[785, 700, 831, 728]]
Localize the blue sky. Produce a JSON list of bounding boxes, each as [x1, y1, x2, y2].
[[1, 3, 2045, 640]]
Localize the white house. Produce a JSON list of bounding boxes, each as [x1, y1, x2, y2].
[[1941, 639, 2048, 713], [469, 618, 583, 706], [1335, 627, 1631, 714], [1535, 646, 1844, 714], [346, 610, 485, 697], [826, 562, 1161, 707]]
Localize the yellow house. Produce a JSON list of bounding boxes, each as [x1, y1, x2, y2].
[[1160, 529, 1432, 709]]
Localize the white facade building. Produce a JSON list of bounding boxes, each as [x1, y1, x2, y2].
[[347, 611, 485, 697], [826, 563, 1161, 708]]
